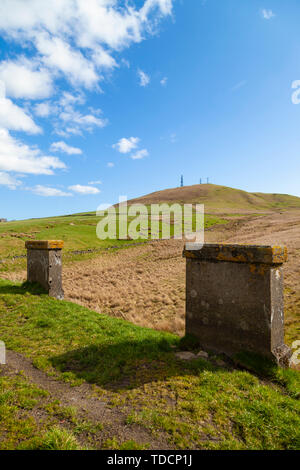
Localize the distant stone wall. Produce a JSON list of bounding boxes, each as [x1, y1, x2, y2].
[[25, 240, 64, 300], [183, 243, 292, 367]]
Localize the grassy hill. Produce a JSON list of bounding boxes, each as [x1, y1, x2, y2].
[[0, 210, 225, 267], [0, 213, 129, 259], [126, 184, 300, 213], [1, 183, 299, 267]]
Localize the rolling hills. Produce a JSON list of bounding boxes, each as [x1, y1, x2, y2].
[[1, 183, 300, 264]]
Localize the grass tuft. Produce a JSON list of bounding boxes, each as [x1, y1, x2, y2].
[[21, 426, 82, 450]]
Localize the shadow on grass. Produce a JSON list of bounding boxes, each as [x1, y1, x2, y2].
[[50, 339, 216, 391], [0, 281, 46, 296], [50, 338, 299, 397]]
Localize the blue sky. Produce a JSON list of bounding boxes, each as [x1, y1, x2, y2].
[[1, 0, 300, 220]]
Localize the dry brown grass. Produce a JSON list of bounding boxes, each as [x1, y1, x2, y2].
[[63, 240, 186, 335], [3, 211, 300, 344], [125, 183, 300, 213], [62, 211, 300, 342]]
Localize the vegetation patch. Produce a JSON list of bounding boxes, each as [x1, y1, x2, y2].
[[0, 372, 83, 450], [0, 278, 299, 450]]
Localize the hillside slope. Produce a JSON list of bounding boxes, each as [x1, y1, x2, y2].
[[126, 184, 300, 213]]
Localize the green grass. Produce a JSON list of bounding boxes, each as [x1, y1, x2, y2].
[[0, 213, 136, 259], [0, 211, 227, 273], [0, 373, 83, 450], [102, 438, 149, 450], [0, 278, 299, 450], [24, 426, 81, 450]]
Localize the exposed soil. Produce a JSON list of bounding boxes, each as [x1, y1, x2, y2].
[[1, 350, 171, 449]]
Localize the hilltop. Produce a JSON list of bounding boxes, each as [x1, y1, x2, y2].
[[126, 184, 300, 213]]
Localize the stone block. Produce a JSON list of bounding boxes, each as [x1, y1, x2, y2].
[[26, 240, 64, 300], [183, 244, 291, 367]]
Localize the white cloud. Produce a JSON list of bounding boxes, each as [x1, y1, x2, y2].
[[88, 180, 102, 185], [261, 9, 275, 20], [141, 0, 173, 18], [113, 137, 140, 154], [130, 148, 149, 160], [64, 127, 83, 136], [50, 141, 82, 155], [34, 102, 54, 117], [160, 77, 168, 86], [59, 108, 107, 132], [92, 46, 117, 69], [0, 0, 173, 191], [121, 58, 130, 68], [107, 162, 114, 167], [74, 0, 142, 50], [0, 172, 21, 189], [59, 91, 85, 109], [34, 92, 104, 136], [29, 185, 72, 197], [0, 128, 65, 175], [69, 184, 100, 194], [0, 0, 173, 92], [35, 33, 99, 89], [0, 58, 53, 99], [71, 113, 106, 127], [0, 0, 173, 49], [138, 69, 150, 87], [0, 81, 41, 134], [113, 136, 148, 160]]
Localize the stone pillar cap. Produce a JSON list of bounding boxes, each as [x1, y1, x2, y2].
[[183, 243, 287, 265], [25, 240, 64, 250]]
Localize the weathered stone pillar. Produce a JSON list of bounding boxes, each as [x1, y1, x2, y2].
[[25, 240, 64, 300], [183, 243, 292, 367]]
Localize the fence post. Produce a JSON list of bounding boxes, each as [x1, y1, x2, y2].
[[183, 243, 292, 367], [25, 240, 64, 300]]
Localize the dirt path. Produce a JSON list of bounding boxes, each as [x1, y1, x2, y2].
[[1, 349, 171, 449]]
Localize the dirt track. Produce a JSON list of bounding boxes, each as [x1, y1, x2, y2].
[[1, 349, 169, 449]]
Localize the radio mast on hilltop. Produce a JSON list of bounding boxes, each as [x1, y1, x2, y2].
[[181, 175, 184, 187], [199, 178, 211, 184]]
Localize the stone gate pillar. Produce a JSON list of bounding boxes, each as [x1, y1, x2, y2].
[[183, 243, 292, 367], [25, 240, 64, 300]]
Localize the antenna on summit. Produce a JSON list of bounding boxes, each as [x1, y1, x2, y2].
[[180, 175, 184, 187]]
